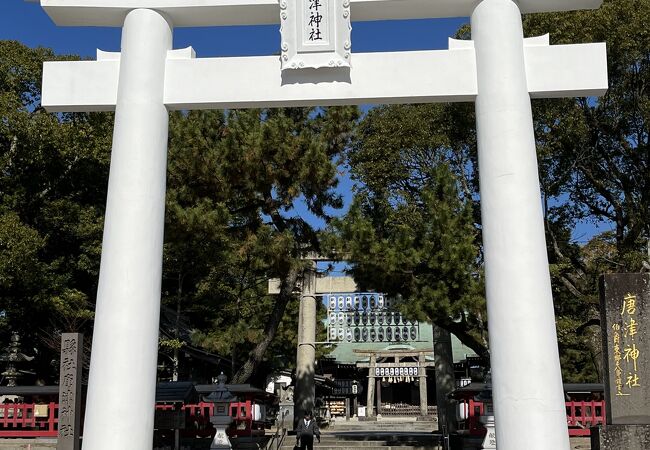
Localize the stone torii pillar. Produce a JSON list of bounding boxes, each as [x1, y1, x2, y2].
[[418, 352, 428, 418], [366, 353, 376, 418], [36, 1, 608, 449], [294, 260, 317, 425], [472, 2, 571, 448], [55, 7, 172, 450]]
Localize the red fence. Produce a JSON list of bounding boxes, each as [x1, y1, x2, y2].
[[0, 402, 58, 437], [0, 399, 605, 439], [457, 399, 606, 437], [566, 400, 606, 436]]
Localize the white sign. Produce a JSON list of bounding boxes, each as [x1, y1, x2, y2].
[[280, 0, 352, 70]]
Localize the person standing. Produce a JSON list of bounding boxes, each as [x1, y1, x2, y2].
[[296, 411, 320, 450]]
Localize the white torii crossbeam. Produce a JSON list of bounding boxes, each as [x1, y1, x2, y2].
[[43, 37, 606, 111], [36, 1, 607, 450]]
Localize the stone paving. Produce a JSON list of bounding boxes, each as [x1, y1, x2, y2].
[[570, 437, 591, 449]]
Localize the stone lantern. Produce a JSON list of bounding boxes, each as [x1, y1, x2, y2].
[[477, 370, 496, 450], [0, 333, 34, 387], [203, 372, 237, 450]]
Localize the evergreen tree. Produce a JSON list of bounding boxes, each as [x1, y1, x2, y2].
[[164, 107, 357, 383], [327, 103, 488, 359], [523, 0, 650, 381], [0, 40, 112, 380]]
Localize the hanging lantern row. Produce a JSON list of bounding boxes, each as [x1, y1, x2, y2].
[[375, 366, 419, 379], [326, 294, 392, 311], [328, 325, 418, 342], [328, 311, 413, 327]]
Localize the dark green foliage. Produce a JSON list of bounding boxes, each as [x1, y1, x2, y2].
[[327, 103, 488, 358], [0, 38, 358, 383], [0, 41, 111, 381], [521, 0, 650, 382], [3, 0, 650, 386], [162, 106, 357, 382]]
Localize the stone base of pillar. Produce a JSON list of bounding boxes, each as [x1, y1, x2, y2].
[[480, 415, 496, 450], [591, 425, 650, 450], [278, 402, 294, 430], [210, 426, 232, 450]]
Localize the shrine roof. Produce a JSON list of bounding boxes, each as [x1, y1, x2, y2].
[[37, 0, 603, 27], [326, 324, 478, 365], [155, 381, 199, 403], [194, 383, 277, 401], [0, 382, 268, 403]]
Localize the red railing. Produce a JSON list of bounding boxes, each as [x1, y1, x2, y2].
[[157, 402, 217, 439], [156, 400, 263, 438], [0, 399, 606, 439], [457, 399, 605, 437], [566, 400, 605, 436], [0, 402, 58, 437]]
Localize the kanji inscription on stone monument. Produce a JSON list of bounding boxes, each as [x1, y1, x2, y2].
[[600, 274, 650, 425], [57, 333, 83, 450]]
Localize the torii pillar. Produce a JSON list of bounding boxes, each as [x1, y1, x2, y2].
[[473, 1, 570, 448], [294, 260, 317, 426], [36, 1, 607, 449], [77, 9, 172, 450]]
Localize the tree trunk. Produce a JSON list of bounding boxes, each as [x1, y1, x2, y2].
[[231, 266, 300, 383], [435, 318, 490, 362], [433, 325, 457, 434], [173, 274, 183, 382]]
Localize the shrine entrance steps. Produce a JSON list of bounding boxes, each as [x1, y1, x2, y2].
[[327, 416, 438, 433], [274, 418, 443, 450], [277, 431, 444, 450]]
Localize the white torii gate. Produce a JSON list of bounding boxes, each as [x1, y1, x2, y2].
[[36, 1, 607, 449]]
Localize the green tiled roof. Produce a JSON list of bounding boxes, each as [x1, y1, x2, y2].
[[324, 323, 477, 365]]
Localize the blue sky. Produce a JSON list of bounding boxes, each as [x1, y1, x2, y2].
[[0, 0, 466, 230], [0, 1, 611, 243], [1, 1, 467, 58]]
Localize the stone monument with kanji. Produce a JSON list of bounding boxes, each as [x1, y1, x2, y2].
[[593, 273, 650, 449]]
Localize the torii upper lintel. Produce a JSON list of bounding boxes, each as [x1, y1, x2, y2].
[[38, 0, 603, 27]]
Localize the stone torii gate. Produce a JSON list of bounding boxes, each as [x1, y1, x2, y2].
[[36, 1, 607, 449], [355, 349, 436, 418]]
